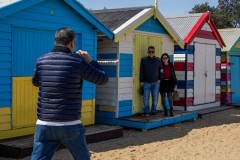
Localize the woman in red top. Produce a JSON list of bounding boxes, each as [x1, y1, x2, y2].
[[160, 53, 177, 116]]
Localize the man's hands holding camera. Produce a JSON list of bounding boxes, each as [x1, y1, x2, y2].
[[76, 50, 92, 64]]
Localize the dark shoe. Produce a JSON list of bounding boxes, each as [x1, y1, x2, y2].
[[151, 112, 157, 116], [164, 112, 168, 116], [163, 106, 168, 116], [141, 113, 149, 117], [169, 111, 174, 117]]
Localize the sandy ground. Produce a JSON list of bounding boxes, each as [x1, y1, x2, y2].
[[3, 107, 240, 160]]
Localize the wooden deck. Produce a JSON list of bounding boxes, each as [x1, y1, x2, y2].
[[231, 103, 240, 107], [0, 125, 123, 159], [118, 110, 198, 131], [197, 106, 233, 118]]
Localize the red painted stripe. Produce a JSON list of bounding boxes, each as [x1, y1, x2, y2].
[[221, 92, 231, 97], [221, 77, 231, 81], [173, 97, 193, 106], [221, 73, 231, 77], [216, 93, 221, 98], [216, 97, 221, 102], [174, 62, 194, 71], [216, 64, 221, 71], [173, 101, 193, 106], [195, 30, 216, 40], [221, 63, 230, 67]]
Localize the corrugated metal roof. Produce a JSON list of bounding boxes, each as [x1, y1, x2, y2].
[[166, 13, 202, 40], [218, 28, 240, 52], [91, 6, 152, 31]]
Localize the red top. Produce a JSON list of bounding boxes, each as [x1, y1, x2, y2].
[[163, 64, 171, 79]]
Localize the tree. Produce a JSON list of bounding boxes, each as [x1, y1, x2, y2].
[[218, 0, 240, 28], [189, 1, 240, 28]]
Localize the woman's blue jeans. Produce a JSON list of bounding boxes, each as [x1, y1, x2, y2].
[[31, 123, 90, 160], [143, 81, 160, 113]]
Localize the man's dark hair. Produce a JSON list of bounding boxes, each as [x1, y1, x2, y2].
[[148, 46, 155, 50], [55, 28, 75, 46]]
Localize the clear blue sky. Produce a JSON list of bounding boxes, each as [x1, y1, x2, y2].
[[78, 0, 218, 16]]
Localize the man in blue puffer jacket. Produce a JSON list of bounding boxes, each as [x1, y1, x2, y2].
[[31, 28, 108, 160]]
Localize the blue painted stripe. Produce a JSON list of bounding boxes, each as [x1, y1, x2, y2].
[[120, 72, 132, 77], [0, 24, 11, 32], [119, 105, 132, 112], [118, 119, 148, 130], [118, 110, 132, 117], [95, 117, 118, 125], [136, 17, 168, 34], [120, 66, 132, 71], [216, 48, 221, 56], [0, 70, 11, 76], [0, 93, 11, 100], [83, 81, 95, 87], [0, 32, 11, 40], [0, 62, 11, 69], [95, 105, 101, 111], [169, 55, 173, 63], [119, 100, 132, 106], [82, 88, 95, 94], [0, 40, 11, 47], [95, 110, 116, 118], [118, 113, 198, 130], [216, 79, 221, 86], [175, 45, 194, 55], [82, 94, 95, 100], [120, 54, 132, 74], [0, 54, 11, 61], [174, 50, 187, 54], [120, 54, 133, 59], [119, 60, 132, 66], [102, 66, 117, 72], [0, 100, 11, 107], [178, 80, 193, 89], [187, 46, 194, 55], [0, 47, 11, 53], [102, 66, 116, 77], [0, 77, 11, 85], [174, 45, 185, 51], [97, 53, 117, 59]]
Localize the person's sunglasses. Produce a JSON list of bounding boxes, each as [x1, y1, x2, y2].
[[148, 51, 155, 53], [162, 57, 168, 60]]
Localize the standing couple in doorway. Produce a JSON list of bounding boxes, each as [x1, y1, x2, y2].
[[140, 46, 177, 117]]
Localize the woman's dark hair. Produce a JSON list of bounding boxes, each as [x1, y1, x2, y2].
[[161, 53, 171, 63], [55, 28, 75, 46]]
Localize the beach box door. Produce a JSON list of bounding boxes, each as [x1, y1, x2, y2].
[[194, 43, 216, 105], [230, 56, 240, 104], [133, 34, 162, 114]]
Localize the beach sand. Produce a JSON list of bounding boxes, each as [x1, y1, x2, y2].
[[2, 107, 240, 160]]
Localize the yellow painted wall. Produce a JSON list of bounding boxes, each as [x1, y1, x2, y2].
[[81, 100, 95, 125], [12, 77, 38, 129], [0, 77, 96, 140], [0, 107, 11, 131], [133, 34, 163, 113]]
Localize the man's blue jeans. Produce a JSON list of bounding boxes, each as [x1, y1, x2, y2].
[[31, 124, 90, 160], [143, 81, 160, 113]]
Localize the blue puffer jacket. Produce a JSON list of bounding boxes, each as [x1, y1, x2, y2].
[[32, 46, 108, 122]]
